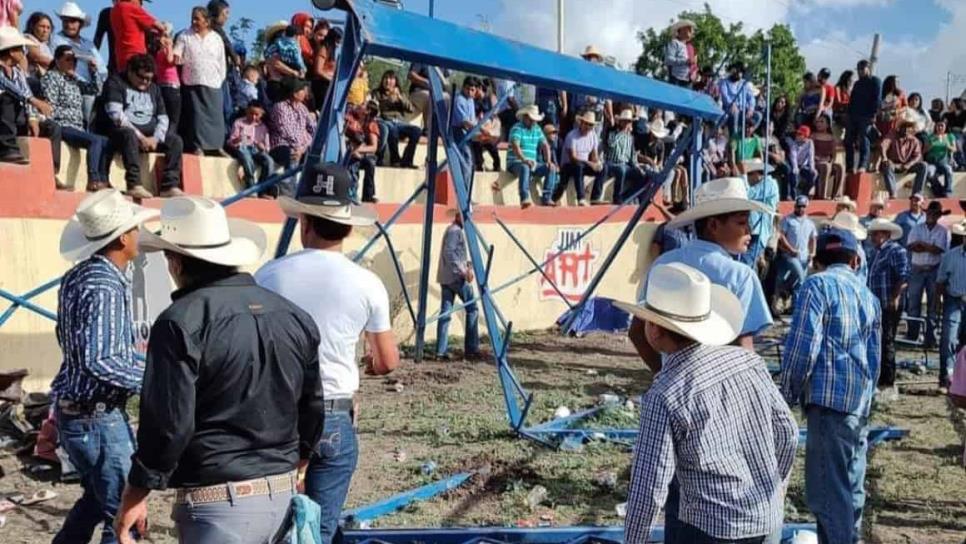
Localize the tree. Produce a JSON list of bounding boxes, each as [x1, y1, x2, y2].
[[228, 16, 256, 58], [635, 3, 807, 100]]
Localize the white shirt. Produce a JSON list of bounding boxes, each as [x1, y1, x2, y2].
[[254, 249, 392, 398], [173, 29, 226, 88], [907, 223, 950, 268]]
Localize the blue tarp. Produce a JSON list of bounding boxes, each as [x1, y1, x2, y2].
[[557, 297, 631, 336]]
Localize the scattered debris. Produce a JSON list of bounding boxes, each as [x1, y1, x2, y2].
[[585, 369, 599, 376], [393, 449, 408, 463], [17, 490, 57, 506], [593, 471, 617, 489], [615, 502, 627, 518], [598, 393, 620, 406], [436, 425, 450, 437], [391, 382, 405, 393], [0, 513, 6, 528], [624, 399, 635, 411], [0, 499, 17, 513], [791, 530, 819, 544], [553, 406, 571, 419], [525, 485, 548, 511], [420, 461, 437, 476]]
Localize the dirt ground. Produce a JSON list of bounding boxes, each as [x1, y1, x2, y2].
[[1, 330, 964, 543]]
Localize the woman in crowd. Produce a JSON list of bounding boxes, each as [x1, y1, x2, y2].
[[770, 94, 792, 145], [904, 93, 933, 140], [290, 12, 315, 68], [174, 6, 227, 154], [154, 22, 181, 137], [310, 25, 340, 110], [944, 98, 966, 169], [373, 69, 421, 168], [817, 67, 835, 122], [876, 74, 906, 138], [795, 72, 824, 129], [41, 45, 110, 191], [263, 21, 306, 103], [929, 98, 945, 124], [812, 115, 844, 200], [269, 76, 315, 180], [833, 70, 853, 129], [471, 79, 501, 172], [23, 11, 53, 84]]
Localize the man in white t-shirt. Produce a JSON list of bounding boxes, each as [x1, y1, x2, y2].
[[255, 162, 400, 544]]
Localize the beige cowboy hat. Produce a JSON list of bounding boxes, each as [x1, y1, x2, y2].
[[60, 189, 159, 262], [264, 20, 290, 44], [615, 109, 637, 123], [515, 104, 544, 123], [648, 118, 669, 139], [866, 218, 903, 241], [667, 177, 775, 228], [951, 220, 966, 237], [742, 159, 765, 174], [614, 263, 743, 346], [669, 19, 696, 34], [869, 197, 886, 209], [834, 195, 857, 212], [581, 45, 603, 60], [0, 27, 31, 52], [825, 211, 867, 241], [56, 2, 92, 28], [278, 162, 377, 227], [140, 197, 266, 266], [575, 110, 597, 125]]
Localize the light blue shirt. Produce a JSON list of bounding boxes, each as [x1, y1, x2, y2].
[[893, 210, 925, 246], [746, 176, 779, 249], [938, 245, 966, 298], [50, 32, 106, 85], [640, 239, 773, 337], [451, 93, 476, 129], [780, 214, 817, 265]]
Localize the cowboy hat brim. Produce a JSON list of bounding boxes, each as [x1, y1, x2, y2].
[[613, 284, 743, 346], [516, 109, 545, 122], [868, 224, 903, 241], [950, 222, 966, 237], [59, 206, 159, 262], [278, 196, 378, 227], [57, 13, 91, 28], [822, 219, 868, 240], [264, 22, 289, 43], [669, 20, 696, 33], [139, 218, 267, 266], [666, 198, 775, 229]]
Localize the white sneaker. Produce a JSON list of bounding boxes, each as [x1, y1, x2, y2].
[[578, 199, 589, 207]]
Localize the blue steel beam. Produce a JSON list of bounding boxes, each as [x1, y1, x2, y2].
[[0, 277, 61, 327], [341, 472, 472, 525], [493, 216, 573, 310], [412, 96, 440, 362], [375, 221, 418, 326]]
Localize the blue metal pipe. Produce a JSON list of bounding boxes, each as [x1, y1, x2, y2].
[[0, 277, 61, 327], [0, 289, 57, 321], [340, 472, 471, 524], [220, 167, 301, 207], [413, 99, 441, 361], [352, 183, 427, 264], [493, 215, 574, 310], [375, 222, 418, 326]]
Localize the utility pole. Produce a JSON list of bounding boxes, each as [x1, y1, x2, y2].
[[869, 33, 880, 74], [429, 0, 434, 18], [557, 0, 564, 53], [947, 71, 952, 104]]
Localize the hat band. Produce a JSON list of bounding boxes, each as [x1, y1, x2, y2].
[[175, 239, 233, 250], [85, 228, 121, 242], [644, 302, 710, 323]]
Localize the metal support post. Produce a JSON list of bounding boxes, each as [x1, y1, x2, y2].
[[688, 119, 702, 204], [412, 105, 440, 362], [763, 40, 773, 178], [0, 277, 60, 326]]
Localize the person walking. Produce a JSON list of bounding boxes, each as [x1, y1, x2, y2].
[[620, 263, 797, 544], [781, 228, 881, 544], [51, 189, 158, 544], [434, 205, 482, 361], [866, 219, 909, 392], [115, 196, 325, 543], [774, 195, 817, 308], [255, 162, 400, 544]]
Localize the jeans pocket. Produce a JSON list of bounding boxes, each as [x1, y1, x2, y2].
[[317, 427, 343, 459]]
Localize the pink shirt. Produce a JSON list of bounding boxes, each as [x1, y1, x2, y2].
[[229, 117, 270, 150], [0, 0, 22, 28], [155, 50, 179, 87]]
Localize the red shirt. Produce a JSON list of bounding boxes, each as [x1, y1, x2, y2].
[[111, 1, 156, 72]]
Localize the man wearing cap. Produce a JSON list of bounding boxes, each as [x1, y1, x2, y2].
[[867, 219, 909, 389], [894, 193, 925, 246], [742, 159, 780, 269], [51, 2, 105, 122], [879, 120, 927, 198], [825, 211, 870, 283], [50, 189, 157, 544], [936, 220, 965, 391], [774, 196, 817, 309], [116, 196, 324, 543], [664, 20, 697, 87], [591, 109, 637, 205], [554, 110, 602, 206], [621, 263, 797, 544], [570, 45, 613, 134], [0, 26, 61, 166], [255, 162, 400, 544], [787, 125, 817, 200], [505, 104, 557, 208], [781, 228, 881, 544], [905, 201, 951, 348]]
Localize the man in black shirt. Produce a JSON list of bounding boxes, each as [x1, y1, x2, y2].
[[844, 59, 882, 174], [114, 196, 324, 543]]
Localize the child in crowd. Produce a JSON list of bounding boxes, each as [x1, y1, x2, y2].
[[228, 103, 275, 188], [238, 65, 261, 110], [154, 22, 181, 137]]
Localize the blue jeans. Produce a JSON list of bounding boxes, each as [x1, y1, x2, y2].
[[788, 167, 818, 199], [62, 126, 111, 183], [305, 410, 358, 544], [940, 297, 963, 385], [805, 406, 869, 544], [554, 162, 592, 202], [906, 265, 939, 346], [385, 119, 421, 166], [435, 280, 480, 356], [591, 161, 631, 203], [775, 253, 807, 303], [233, 145, 276, 187], [53, 408, 136, 544], [925, 157, 954, 197], [844, 116, 874, 172], [880, 161, 927, 198], [508, 161, 557, 204]]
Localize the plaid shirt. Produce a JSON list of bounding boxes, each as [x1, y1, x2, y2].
[[867, 241, 909, 304], [626, 345, 798, 543], [781, 265, 881, 417], [605, 130, 634, 164], [50, 256, 143, 406]]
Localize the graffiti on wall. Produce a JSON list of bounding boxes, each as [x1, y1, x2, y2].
[[539, 228, 599, 302]]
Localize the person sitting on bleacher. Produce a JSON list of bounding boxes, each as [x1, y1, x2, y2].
[[345, 100, 380, 203], [504, 104, 557, 209], [553, 110, 602, 207], [372, 69, 420, 169]]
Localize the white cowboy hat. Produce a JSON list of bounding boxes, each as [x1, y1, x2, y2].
[[581, 45, 603, 60], [56, 2, 91, 27], [60, 189, 159, 262], [515, 104, 544, 123], [869, 197, 886, 209], [264, 20, 289, 44], [140, 197, 266, 266], [667, 177, 775, 228], [742, 159, 765, 174], [825, 211, 868, 241], [834, 195, 857, 211], [614, 263, 743, 346], [648, 118, 669, 139], [278, 162, 377, 227], [615, 109, 637, 123], [668, 19, 696, 34], [866, 218, 902, 241], [951, 220, 966, 237], [0, 27, 31, 52], [575, 110, 597, 125]]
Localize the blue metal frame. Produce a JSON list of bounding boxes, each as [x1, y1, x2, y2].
[[342, 472, 472, 525]]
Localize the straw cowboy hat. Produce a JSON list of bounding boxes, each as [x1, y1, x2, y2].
[[667, 177, 774, 228], [56, 2, 91, 28], [825, 211, 867, 240], [614, 263, 743, 346], [60, 189, 159, 262], [866, 218, 903, 241], [278, 162, 377, 227], [140, 197, 266, 266], [615, 109, 637, 123], [0, 27, 31, 52], [869, 197, 886, 209], [951, 220, 966, 237], [264, 20, 289, 44], [515, 104, 544, 123], [834, 195, 857, 212], [648, 118, 669, 139], [742, 159, 765, 174], [669, 19, 696, 34], [581, 45, 603, 60], [575, 110, 597, 125]]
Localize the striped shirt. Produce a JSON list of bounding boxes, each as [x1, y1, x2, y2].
[[908, 223, 950, 268], [938, 245, 966, 298], [625, 345, 798, 543], [780, 265, 881, 417], [867, 241, 909, 304], [50, 255, 143, 406], [605, 130, 634, 164], [507, 122, 546, 166]]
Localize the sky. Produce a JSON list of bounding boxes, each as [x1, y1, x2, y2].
[[25, 0, 966, 102]]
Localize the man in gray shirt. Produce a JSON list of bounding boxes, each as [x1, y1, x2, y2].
[[435, 208, 481, 360]]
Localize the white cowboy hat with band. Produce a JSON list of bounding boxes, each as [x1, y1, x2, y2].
[[669, 19, 696, 34], [575, 110, 597, 125], [950, 220, 966, 237], [515, 104, 544, 123], [614, 263, 743, 346], [648, 118, 669, 139], [667, 177, 775, 228], [278, 162, 378, 227], [834, 195, 857, 211], [825, 211, 868, 241], [0, 27, 31, 52], [60, 189, 159, 262], [866, 218, 903, 241], [140, 197, 266, 266], [615, 109, 638, 123], [56, 2, 91, 27]]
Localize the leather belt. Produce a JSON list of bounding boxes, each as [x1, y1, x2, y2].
[[175, 470, 297, 505], [57, 399, 123, 416], [324, 397, 354, 412]]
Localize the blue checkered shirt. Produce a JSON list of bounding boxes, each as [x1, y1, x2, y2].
[[780, 265, 881, 417], [50, 255, 144, 406], [867, 241, 909, 304], [625, 345, 798, 543]]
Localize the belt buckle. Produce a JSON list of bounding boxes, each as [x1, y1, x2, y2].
[[95, 402, 107, 412]]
